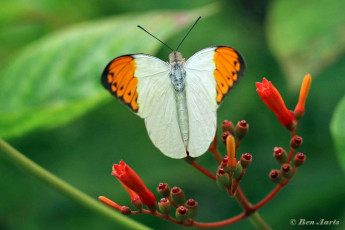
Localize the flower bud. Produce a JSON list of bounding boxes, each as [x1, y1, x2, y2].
[[293, 152, 306, 167], [157, 183, 170, 197], [176, 206, 189, 221], [269, 170, 282, 184], [290, 135, 303, 149], [185, 199, 198, 219], [222, 120, 235, 135], [170, 187, 185, 206], [216, 167, 229, 188], [273, 147, 288, 164], [121, 206, 132, 215], [235, 120, 249, 139], [226, 134, 237, 170], [221, 131, 231, 144], [240, 153, 252, 168], [281, 163, 293, 178], [294, 74, 312, 120], [158, 198, 171, 214], [233, 162, 243, 179]]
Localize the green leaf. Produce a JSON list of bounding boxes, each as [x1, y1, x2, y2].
[[331, 94, 345, 173], [0, 5, 218, 139], [267, 0, 345, 88]]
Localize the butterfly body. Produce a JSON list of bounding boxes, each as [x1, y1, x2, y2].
[[101, 46, 245, 159], [169, 51, 189, 148]]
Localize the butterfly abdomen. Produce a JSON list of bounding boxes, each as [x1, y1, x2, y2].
[[169, 60, 189, 149]]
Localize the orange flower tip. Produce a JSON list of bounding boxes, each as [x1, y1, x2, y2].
[[98, 196, 122, 211], [294, 74, 312, 120], [121, 206, 132, 215], [226, 135, 236, 168]]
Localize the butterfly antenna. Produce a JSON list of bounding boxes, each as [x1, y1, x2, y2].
[[176, 16, 202, 51], [137, 25, 173, 51]]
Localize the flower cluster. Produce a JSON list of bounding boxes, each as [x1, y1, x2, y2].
[[99, 74, 311, 228]]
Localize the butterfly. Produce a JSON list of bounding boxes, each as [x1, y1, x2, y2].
[[101, 17, 245, 159]]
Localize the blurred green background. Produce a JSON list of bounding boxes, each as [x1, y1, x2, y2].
[[1, 0, 345, 229]]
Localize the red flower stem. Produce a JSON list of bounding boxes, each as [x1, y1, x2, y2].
[[192, 212, 247, 228], [235, 186, 254, 214], [235, 138, 241, 152], [208, 132, 223, 164], [133, 209, 248, 228], [252, 185, 282, 211], [287, 127, 298, 163], [287, 147, 295, 163], [167, 196, 178, 209], [133, 209, 185, 225], [188, 161, 216, 181], [252, 167, 298, 210]]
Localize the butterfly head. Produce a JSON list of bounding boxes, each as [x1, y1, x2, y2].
[[169, 51, 184, 65]]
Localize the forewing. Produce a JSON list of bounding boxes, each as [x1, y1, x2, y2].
[[185, 46, 245, 105], [101, 54, 186, 158], [185, 46, 245, 157]]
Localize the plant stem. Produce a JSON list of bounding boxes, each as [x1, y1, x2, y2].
[[188, 161, 216, 180], [209, 132, 223, 164], [0, 139, 151, 230], [235, 186, 253, 213], [249, 212, 271, 230]]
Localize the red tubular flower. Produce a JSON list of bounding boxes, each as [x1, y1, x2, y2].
[[256, 78, 295, 128], [119, 181, 142, 210], [112, 160, 156, 210]]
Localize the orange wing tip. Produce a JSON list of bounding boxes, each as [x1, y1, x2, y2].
[[213, 46, 246, 104], [216, 47, 239, 58], [101, 55, 139, 113]]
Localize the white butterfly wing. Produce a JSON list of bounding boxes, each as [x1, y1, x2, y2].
[[101, 54, 186, 158], [185, 46, 245, 157]]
